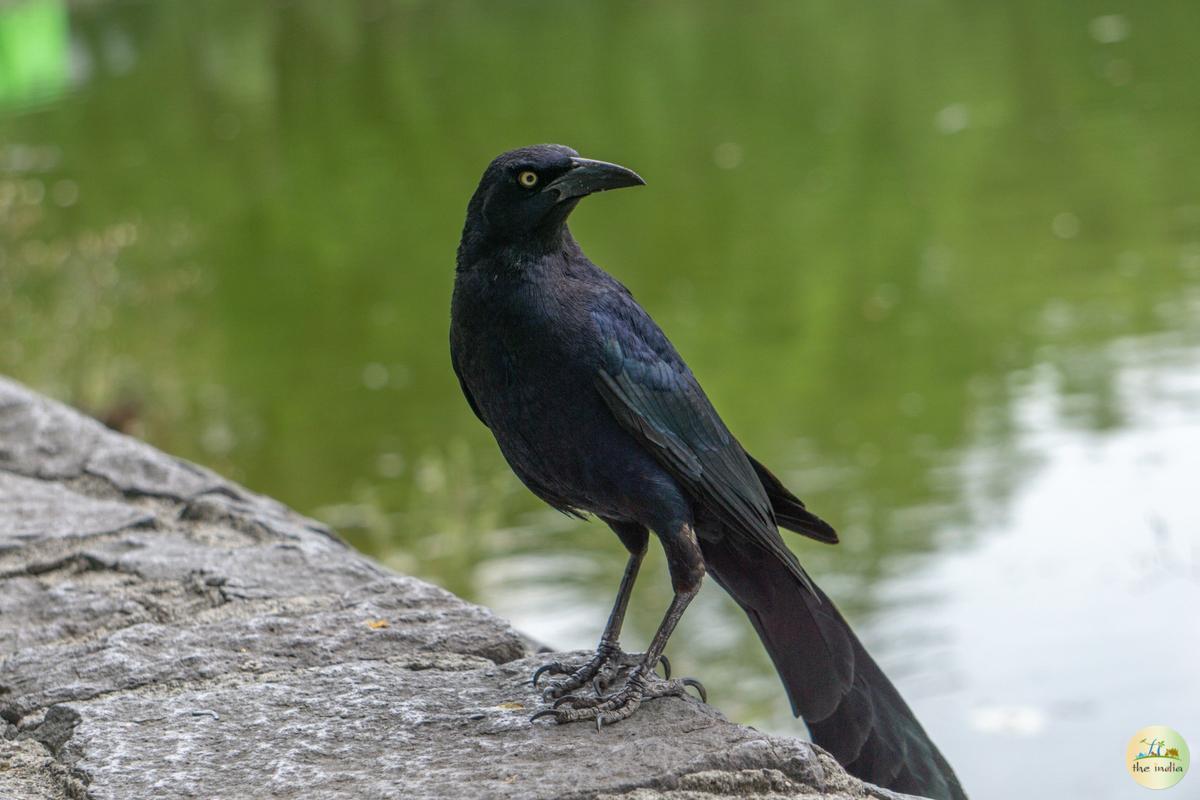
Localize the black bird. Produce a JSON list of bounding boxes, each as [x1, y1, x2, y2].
[[450, 144, 966, 800]]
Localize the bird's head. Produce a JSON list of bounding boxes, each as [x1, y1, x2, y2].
[[460, 144, 644, 255]]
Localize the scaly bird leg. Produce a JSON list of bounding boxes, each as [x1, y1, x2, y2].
[[532, 520, 656, 698], [531, 543, 646, 700], [533, 520, 707, 729]]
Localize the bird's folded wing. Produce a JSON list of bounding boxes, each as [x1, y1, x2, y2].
[[451, 346, 488, 428], [591, 307, 814, 594]]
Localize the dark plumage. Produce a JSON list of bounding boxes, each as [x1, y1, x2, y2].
[[450, 144, 966, 800]]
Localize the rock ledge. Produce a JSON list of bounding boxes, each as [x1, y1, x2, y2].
[[0, 376, 916, 799]]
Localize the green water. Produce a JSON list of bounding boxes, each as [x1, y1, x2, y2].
[[4, 3, 1200, 797]]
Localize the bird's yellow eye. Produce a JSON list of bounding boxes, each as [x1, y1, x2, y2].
[[518, 170, 539, 188]]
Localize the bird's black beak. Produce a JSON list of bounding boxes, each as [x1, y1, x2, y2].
[[543, 157, 645, 202]]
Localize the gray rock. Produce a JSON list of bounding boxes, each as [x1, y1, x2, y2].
[[0, 473, 153, 551], [0, 376, 923, 800], [0, 379, 102, 480], [3, 576, 527, 720], [0, 738, 81, 800], [54, 657, 896, 800]]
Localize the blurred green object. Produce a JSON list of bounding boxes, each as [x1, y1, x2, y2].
[[0, 0, 67, 108]]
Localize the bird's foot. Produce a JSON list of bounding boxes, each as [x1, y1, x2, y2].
[[530, 664, 706, 730], [531, 642, 656, 701]]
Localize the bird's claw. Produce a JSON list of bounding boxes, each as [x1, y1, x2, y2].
[[680, 677, 706, 703], [531, 643, 631, 701], [657, 654, 671, 679], [637, 673, 707, 705], [531, 678, 646, 728], [531, 662, 571, 688], [553, 693, 600, 710], [530, 663, 707, 729]]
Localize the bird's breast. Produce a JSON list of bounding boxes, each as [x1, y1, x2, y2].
[[454, 311, 613, 482]]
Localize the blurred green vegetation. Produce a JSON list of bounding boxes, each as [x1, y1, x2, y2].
[[2, 0, 1199, 734]]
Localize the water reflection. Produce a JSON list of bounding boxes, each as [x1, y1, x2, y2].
[[3, 3, 1200, 798], [903, 334, 1200, 797]]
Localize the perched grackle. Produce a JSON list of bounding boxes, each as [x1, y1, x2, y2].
[[450, 144, 966, 800]]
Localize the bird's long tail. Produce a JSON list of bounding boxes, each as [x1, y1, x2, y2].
[[700, 533, 967, 800]]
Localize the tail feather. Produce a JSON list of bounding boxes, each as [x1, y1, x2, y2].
[[746, 453, 838, 544], [700, 531, 967, 800]]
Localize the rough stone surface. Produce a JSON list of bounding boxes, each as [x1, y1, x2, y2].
[[0, 475, 153, 551], [0, 376, 920, 800]]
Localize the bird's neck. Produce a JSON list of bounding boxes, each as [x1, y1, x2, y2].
[[457, 224, 581, 275]]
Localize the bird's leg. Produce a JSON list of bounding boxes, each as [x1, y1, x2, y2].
[[537, 546, 648, 695], [534, 521, 707, 728], [533, 542, 646, 700]]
